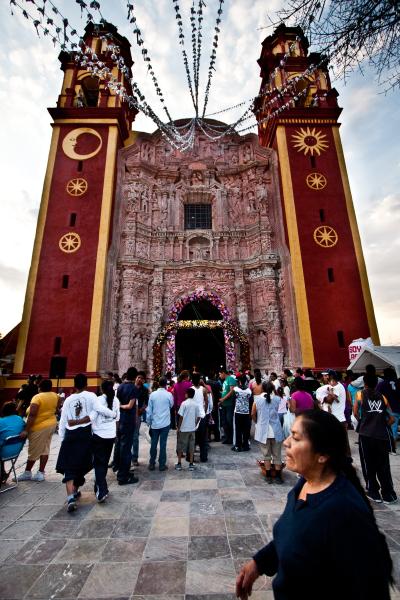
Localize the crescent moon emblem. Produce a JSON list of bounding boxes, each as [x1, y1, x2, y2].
[[62, 128, 103, 161]]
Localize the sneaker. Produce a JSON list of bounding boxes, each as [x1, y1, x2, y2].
[[132, 461, 139, 467], [231, 446, 242, 452], [97, 491, 109, 503], [17, 471, 32, 482], [148, 464, 155, 471], [118, 475, 139, 485], [382, 494, 398, 504], [67, 498, 77, 513], [189, 463, 196, 471], [175, 463, 182, 471], [366, 491, 383, 504], [74, 490, 81, 499], [32, 471, 45, 482], [159, 465, 168, 471]]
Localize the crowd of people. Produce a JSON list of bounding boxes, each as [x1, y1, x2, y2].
[[0, 362, 399, 597]]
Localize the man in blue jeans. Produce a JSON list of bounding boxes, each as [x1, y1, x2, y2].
[[147, 377, 174, 471], [131, 373, 149, 466], [113, 367, 139, 485]]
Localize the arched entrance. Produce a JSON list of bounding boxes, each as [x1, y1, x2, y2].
[[152, 290, 251, 378], [175, 300, 226, 374]]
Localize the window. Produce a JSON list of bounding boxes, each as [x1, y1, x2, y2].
[[77, 160, 83, 172], [184, 204, 212, 229], [327, 268, 335, 283], [62, 275, 69, 289], [310, 156, 316, 168], [81, 76, 99, 107], [69, 213, 77, 227], [337, 330, 345, 348], [319, 209, 325, 222], [54, 337, 62, 354]]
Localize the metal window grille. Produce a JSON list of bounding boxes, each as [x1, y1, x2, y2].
[[184, 204, 212, 229]]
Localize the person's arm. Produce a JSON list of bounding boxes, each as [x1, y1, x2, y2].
[[220, 383, 235, 404], [289, 397, 296, 413], [236, 541, 278, 600], [251, 402, 257, 423], [120, 397, 137, 410], [202, 387, 208, 413], [58, 402, 68, 440], [353, 392, 361, 419], [24, 402, 39, 434], [169, 392, 174, 409], [382, 395, 395, 425], [177, 414, 183, 432]]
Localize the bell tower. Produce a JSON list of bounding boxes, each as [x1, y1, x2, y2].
[[256, 24, 379, 368], [10, 22, 137, 391]]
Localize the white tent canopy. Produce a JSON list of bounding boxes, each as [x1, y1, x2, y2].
[[348, 346, 400, 377]]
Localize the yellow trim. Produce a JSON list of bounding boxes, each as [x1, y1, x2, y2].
[[276, 126, 315, 366], [86, 126, 119, 371], [332, 127, 380, 344], [14, 128, 61, 373], [53, 118, 122, 125], [61, 69, 73, 96], [5, 378, 102, 389]]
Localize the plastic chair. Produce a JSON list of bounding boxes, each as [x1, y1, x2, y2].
[[0, 435, 26, 494]]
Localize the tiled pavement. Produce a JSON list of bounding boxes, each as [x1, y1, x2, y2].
[[1, 429, 400, 599]]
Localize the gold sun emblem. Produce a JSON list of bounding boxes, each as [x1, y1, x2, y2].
[[313, 226, 338, 248], [306, 172, 327, 190], [59, 232, 81, 253], [66, 178, 88, 196], [292, 127, 329, 156]]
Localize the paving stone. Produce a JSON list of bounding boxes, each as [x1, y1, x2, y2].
[[189, 535, 231, 560], [160, 490, 191, 502], [0, 564, 45, 599], [11, 538, 66, 564], [79, 562, 141, 598], [112, 518, 153, 538], [228, 533, 266, 558], [75, 518, 117, 539], [100, 538, 147, 562], [53, 538, 107, 563], [143, 536, 188, 561], [186, 558, 236, 595], [150, 515, 189, 537], [27, 562, 93, 598], [134, 560, 186, 594], [189, 515, 227, 536]]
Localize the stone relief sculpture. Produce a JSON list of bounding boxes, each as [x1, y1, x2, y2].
[[100, 125, 294, 375]]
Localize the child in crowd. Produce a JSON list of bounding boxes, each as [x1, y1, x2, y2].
[[0, 402, 25, 483], [175, 387, 201, 471]]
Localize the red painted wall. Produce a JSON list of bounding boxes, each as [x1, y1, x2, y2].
[[284, 124, 370, 368], [22, 125, 112, 376]]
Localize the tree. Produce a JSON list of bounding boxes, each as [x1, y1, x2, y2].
[[273, 0, 400, 91]]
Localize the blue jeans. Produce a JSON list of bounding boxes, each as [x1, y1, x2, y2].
[[113, 417, 135, 482], [132, 419, 141, 462], [391, 412, 400, 441], [149, 425, 170, 469]]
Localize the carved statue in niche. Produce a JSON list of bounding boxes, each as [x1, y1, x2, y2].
[[131, 333, 142, 364], [125, 238, 134, 255], [247, 190, 257, 212], [256, 183, 268, 214], [229, 185, 242, 222], [136, 241, 147, 259], [191, 171, 204, 186], [257, 330, 268, 359], [231, 152, 238, 166], [243, 145, 252, 164], [140, 188, 150, 212]]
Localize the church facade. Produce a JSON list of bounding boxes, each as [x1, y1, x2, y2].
[[5, 22, 378, 394]]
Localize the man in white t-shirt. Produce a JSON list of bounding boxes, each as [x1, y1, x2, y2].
[[175, 387, 201, 471], [316, 370, 347, 424]]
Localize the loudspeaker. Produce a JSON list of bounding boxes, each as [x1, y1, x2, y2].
[[49, 356, 67, 379]]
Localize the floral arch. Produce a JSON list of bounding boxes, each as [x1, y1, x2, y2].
[[153, 289, 250, 378]]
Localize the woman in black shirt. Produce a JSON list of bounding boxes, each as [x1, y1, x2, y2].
[[236, 409, 393, 600]]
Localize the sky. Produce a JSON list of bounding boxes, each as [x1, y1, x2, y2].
[[0, 1, 399, 346]]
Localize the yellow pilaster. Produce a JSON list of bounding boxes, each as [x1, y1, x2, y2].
[[86, 126, 118, 371], [14, 127, 61, 373], [332, 127, 380, 344], [276, 126, 315, 366]]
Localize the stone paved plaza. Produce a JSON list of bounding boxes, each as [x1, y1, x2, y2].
[[1, 429, 400, 599]]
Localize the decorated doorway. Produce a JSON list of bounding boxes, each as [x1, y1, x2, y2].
[[153, 290, 250, 378]]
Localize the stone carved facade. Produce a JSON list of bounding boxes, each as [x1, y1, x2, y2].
[[100, 123, 300, 375]]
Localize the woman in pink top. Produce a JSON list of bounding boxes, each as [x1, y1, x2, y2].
[[173, 370, 192, 410], [289, 377, 314, 415]]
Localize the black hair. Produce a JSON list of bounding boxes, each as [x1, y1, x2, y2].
[[284, 368, 293, 377], [255, 371, 262, 385], [126, 367, 138, 381], [293, 376, 306, 391], [304, 369, 314, 378], [178, 370, 190, 383], [106, 371, 114, 378], [1, 401, 17, 417], [299, 409, 393, 583], [270, 372, 278, 380], [74, 373, 87, 389], [114, 374, 122, 384], [101, 379, 115, 410], [158, 376, 167, 387], [296, 368, 304, 376], [39, 379, 52, 393], [262, 381, 274, 403], [238, 373, 248, 388], [364, 373, 378, 390], [383, 368, 396, 381], [192, 372, 201, 386], [186, 388, 195, 399], [365, 364, 377, 375]]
